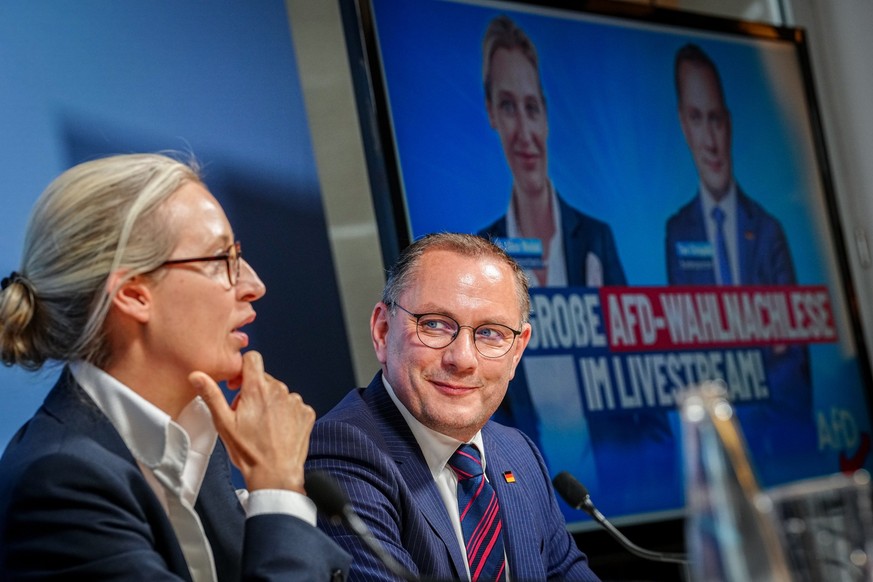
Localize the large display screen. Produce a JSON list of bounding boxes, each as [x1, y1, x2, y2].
[[343, 0, 873, 526]]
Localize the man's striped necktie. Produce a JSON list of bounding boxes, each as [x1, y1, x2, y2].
[[448, 443, 506, 582]]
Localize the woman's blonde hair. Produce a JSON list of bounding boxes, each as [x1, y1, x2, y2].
[[0, 153, 201, 370], [482, 15, 544, 106]]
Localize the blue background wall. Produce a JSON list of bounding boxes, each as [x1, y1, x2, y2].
[[0, 1, 354, 447]]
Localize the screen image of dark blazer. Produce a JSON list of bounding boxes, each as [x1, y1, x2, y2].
[[665, 186, 795, 286], [0, 368, 350, 581], [665, 187, 815, 482], [479, 194, 627, 287], [306, 373, 600, 582]]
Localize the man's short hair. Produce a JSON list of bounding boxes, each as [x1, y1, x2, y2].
[[381, 232, 531, 324], [674, 42, 726, 107]]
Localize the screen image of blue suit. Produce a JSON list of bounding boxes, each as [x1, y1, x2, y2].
[[478, 194, 627, 287], [0, 368, 350, 581], [666, 187, 797, 287], [306, 373, 600, 582], [665, 186, 815, 483]]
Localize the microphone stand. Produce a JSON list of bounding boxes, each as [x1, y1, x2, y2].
[[553, 471, 689, 566], [307, 470, 445, 582], [581, 496, 688, 565]]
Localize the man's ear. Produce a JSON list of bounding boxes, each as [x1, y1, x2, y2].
[[107, 271, 152, 324], [508, 322, 532, 381], [371, 302, 391, 365]]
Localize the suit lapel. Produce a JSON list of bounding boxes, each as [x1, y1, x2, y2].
[[490, 216, 509, 239], [735, 187, 758, 284], [42, 368, 136, 462], [690, 195, 709, 239], [41, 368, 192, 579], [688, 195, 717, 285], [482, 427, 541, 580], [366, 379, 467, 579], [195, 441, 245, 582], [559, 194, 587, 286]]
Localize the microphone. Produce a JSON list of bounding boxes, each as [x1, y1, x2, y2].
[[552, 471, 689, 565], [306, 471, 425, 582]]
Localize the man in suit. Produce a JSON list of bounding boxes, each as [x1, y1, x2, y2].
[[476, 15, 625, 288], [665, 44, 814, 481], [666, 43, 797, 288], [307, 233, 600, 581]]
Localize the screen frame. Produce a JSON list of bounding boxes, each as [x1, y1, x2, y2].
[[339, 0, 873, 533]]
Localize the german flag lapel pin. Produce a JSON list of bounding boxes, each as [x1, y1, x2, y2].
[[503, 470, 516, 483]]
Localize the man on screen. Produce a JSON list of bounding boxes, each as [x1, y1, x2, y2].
[[665, 43, 814, 478], [477, 15, 626, 288], [666, 43, 798, 288]]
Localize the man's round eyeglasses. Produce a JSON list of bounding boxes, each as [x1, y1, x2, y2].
[[391, 303, 521, 358], [159, 241, 242, 287]]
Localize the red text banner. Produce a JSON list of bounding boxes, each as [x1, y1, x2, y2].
[[599, 285, 836, 352]]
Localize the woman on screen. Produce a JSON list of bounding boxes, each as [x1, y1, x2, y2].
[[477, 15, 627, 288], [476, 16, 676, 514]]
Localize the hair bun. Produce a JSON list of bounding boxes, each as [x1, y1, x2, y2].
[[1, 271, 21, 291]]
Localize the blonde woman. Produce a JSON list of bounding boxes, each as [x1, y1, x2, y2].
[[0, 153, 348, 581]]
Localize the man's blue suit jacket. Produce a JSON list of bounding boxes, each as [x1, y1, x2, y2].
[[665, 187, 815, 483], [479, 194, 627, 287], [306, 373, 600, 582], [665, 186, 795, 286], [0, 368, 350, 581]]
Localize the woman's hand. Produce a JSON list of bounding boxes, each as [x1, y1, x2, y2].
[[189, 350, 315, 493]]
